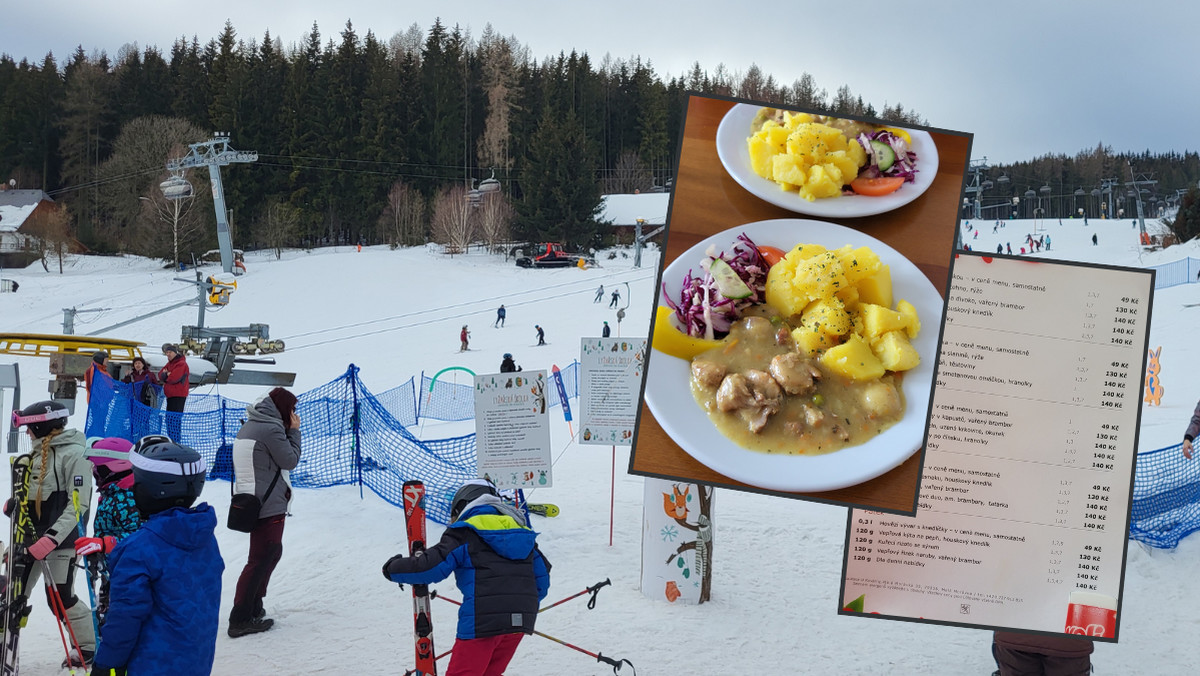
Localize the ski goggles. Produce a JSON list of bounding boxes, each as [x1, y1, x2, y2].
[[11, 406, 71, 429]]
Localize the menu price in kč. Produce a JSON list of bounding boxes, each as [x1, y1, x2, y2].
[[840, 252, 1154, 641]]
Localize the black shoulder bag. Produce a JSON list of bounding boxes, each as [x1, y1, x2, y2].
[[227, 468, 282, 533]]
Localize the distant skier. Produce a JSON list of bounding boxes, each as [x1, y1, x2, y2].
[[535, 325, 545, 346], [601, 321, 611, 338], [1092, 233, 1098, 246], [1006, 243, 1012, 255], [996, 244, 1003, 254], [495, 305, 506, 328], [594, 285, 604, 303], [609, 288, 621, 308], [500, 353, 521, 373], [460, 325, 471, 352]]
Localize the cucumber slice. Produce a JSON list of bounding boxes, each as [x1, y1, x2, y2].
[[708, 257, 753, 299], [870, 140, 896, 172]]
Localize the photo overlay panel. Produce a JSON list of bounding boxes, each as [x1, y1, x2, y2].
[[630, 92, 973, 513], [841, 253, 1154, 641]]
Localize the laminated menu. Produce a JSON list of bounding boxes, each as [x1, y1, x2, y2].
[[840, 252, 1155, 641]]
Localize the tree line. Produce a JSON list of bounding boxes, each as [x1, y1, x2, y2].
[[2, 17, 1195, 263]]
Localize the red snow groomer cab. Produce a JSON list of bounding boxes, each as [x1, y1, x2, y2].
[[515, 242, 588, 268]]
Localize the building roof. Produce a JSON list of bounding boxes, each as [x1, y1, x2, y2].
[[598, 193, 670, 226], [0, 190, 53, 233]]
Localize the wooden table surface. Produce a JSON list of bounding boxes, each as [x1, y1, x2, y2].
[[628, 94, 971, 514]]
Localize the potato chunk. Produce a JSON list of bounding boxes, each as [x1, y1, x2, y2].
[[819, 334, 885, 381]]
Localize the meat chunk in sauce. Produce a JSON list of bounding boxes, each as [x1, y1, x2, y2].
[[769, 353, 819, 395], [691, 359, 726, 389], [715, 369, 784, 434], [715, 373, 755, 412]]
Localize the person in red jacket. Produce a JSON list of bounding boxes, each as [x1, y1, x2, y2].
[[158, 344, 190, 441]]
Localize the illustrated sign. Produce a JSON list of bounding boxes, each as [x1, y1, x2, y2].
[[473, 370, 552, 488], [579, 337, 647, 446], [841, 253, 1154, 641]]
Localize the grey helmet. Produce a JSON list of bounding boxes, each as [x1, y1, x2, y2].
[[129, 435, 206, 516]]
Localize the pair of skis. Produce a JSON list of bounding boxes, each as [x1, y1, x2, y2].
[[402, 481, 437, 676], [1, 455, 35, 675]]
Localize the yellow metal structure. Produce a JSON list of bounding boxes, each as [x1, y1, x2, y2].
[[0, 333, 146, 361]]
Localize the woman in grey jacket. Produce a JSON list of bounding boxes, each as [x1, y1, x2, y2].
[[228, 387, 301, 637]]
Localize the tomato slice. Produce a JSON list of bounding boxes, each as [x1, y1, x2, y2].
[[757, 245, 787, 267], [850, 176, 905, 197]]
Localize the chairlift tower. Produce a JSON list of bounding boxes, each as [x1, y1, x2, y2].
[[167, 133, 257, 274], [1126, 162, 1157, 239]]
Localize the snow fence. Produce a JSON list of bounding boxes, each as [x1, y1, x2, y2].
[[83, 362, 580, 524]]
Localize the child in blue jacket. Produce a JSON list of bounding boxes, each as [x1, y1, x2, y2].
[[383, 479, 551, 676], [81, 435, 223, 676]]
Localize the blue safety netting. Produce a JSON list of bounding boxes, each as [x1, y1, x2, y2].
[[1146, 256, 1200, 290], [1128, 443, 1200, 549], [84, 362, 581, 525]]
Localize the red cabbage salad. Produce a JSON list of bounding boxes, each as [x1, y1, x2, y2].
[[662, 232, 770, 340], [855, 129, 919, 182]]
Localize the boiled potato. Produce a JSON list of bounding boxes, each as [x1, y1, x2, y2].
[[896, 299, 920, 339], [819, 333, 885, 381], [765, 242, 921, 374], [871, 330, 920, 371], [858, 303, 909, 341], [800, 297, 852, 336], [856, 265, 893, 307], [747, 117, 868, 200], [791, 325, 836, 357]]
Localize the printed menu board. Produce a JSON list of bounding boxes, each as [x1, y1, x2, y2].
[[579, 337, 648, 446], [474, 370, 553, 489], [840, 253, 1154, 641]]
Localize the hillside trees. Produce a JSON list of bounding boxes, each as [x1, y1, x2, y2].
[[93, 115, 211, 256], [12, 16, 1200, 256], [516, 108, 603, 248]]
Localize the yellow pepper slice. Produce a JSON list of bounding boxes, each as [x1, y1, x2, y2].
[[651, 306, 727, 360], [881, 126, 912, 145]]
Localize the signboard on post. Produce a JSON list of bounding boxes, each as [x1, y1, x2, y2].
[[579, 337, 647, 446], [473, 370, 552, 489]]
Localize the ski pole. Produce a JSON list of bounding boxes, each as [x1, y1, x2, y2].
[[531, 628, 636, 675], [71, 489, 102, 641], [40, 560, 86, 675], [432, 593, 635, 675], [538, 578, 611, 613]]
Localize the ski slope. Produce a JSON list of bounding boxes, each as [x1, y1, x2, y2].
[[1, 216, 1199, 675]]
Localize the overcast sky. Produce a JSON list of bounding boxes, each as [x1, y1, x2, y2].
[[3, 1, 1197, 170]]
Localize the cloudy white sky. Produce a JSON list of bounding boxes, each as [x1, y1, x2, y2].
[[3, 0, 1197, 166]]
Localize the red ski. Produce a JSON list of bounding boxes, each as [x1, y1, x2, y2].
[[402, 481, 437, 675]]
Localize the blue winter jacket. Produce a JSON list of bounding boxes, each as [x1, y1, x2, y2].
[[93, 503, 224, 675], [384, 498, 551, 639]]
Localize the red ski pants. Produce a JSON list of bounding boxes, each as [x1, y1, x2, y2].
[[445, 632, 524, 676]]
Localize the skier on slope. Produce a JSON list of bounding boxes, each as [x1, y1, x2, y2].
[[84, 435, 223, 676], [460, 326, 471, 352], [535, 325, 545, 346], [7, 401, 97, 668], [382, 479, 551, 676], [594, 285, 604, 303]]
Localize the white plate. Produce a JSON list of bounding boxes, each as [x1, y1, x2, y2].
[[644, 219, 943, 493], [715, 103, 940, 219]]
